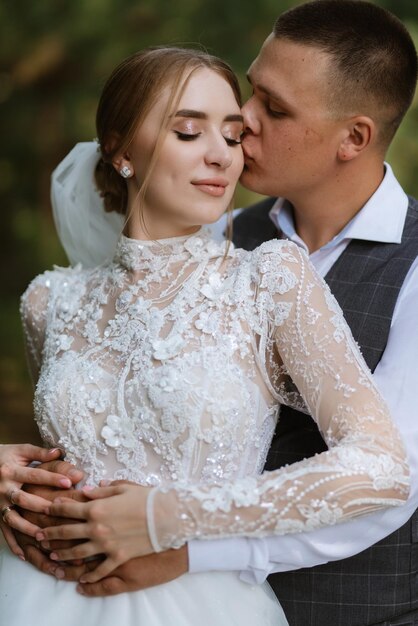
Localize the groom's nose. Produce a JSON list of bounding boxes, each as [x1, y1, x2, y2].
[[241, 97, 261, 135]]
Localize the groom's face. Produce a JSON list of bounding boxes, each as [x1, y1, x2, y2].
[[241, 35, 345, 201]]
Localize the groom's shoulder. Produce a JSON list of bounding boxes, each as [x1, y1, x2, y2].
[[235, 196, 278, 223], [233, 197, 279, 251]]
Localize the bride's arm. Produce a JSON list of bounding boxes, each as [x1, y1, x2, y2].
[[0, 277, 76, 555], [41, 241, 409, 583], [149, 241, 409, 547]]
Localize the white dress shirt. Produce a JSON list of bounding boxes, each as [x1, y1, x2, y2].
[[189, 163, 418, 584]]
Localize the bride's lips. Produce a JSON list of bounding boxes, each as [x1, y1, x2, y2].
[[191, 178, 228, 197]]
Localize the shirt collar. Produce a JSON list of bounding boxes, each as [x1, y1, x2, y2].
[[269, 163, 408, 249]]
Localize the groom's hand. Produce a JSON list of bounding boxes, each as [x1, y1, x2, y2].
[[17, 471, 189, 593], [15, 530, 188, 592], [77, 547, 189, 596]]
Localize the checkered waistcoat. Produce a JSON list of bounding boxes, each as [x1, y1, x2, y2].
[[233, 196, 418, 626]]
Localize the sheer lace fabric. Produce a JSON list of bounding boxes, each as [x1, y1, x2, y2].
[[20, 228, 409, 550]]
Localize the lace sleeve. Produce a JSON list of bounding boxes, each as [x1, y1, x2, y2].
[[20, 275, 51, 385], [147, 241, 410, 551]]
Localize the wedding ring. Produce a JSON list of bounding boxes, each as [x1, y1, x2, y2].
[[1, 505, 15, 523], [7, 488, 19, 505]]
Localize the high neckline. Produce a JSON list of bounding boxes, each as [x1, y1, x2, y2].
[[113, 226, 232, 271]]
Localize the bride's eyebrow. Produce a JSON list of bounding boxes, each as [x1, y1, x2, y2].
[[174, 109, 243, 123]]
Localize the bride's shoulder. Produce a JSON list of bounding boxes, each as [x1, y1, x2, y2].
[[254, 238, 301, 256], [21, 264, 90, 311], [233, 239, 309, 299], [236, 238, 305, 270]]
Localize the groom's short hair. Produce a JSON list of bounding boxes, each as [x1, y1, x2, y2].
[[273, 0, 417, 148]]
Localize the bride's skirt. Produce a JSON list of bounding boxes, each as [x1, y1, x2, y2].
[[0, 548, 288, 626]]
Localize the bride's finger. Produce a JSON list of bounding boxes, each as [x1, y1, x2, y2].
[[15, 445, 63, 463], [38, 522, 90, 542], [48, 499, 88, 519], [79, 557, 120, 584], [6, 489, 55, 514], [1, 523, 25, 559], [2, 508, 41, 537], [81, 485, 122, 500], [12, 465, 72, 489], [49, 539, 101, 563]]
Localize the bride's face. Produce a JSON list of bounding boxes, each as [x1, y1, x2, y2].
[[122, 68, 244, 239]]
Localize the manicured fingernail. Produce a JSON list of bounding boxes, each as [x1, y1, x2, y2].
[[68, 469, 81, 479], [100, 479, 111, 486], [50, 552, 59, 561], [18, 554, 26, 561], [79, 576, 88, 583], [77, 584, 85, 595], [48, 448, 61, 454], [41, 540, 50, 550], [59, 478, 72, 488], [82, 485, 94, 492], [36, 532, 45, 541], [55, 568, 65, 579]]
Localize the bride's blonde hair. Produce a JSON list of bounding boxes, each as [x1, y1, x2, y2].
[[94, 46, 241, 239]]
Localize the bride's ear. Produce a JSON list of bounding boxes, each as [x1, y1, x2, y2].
[[103, 133, 134, 179], [112, 152, 134, 179]]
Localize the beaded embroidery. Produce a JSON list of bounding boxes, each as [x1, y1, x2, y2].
[[20, 227, 409, 545]]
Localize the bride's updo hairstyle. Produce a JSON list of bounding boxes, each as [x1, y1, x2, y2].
[[95, 46, 242, 217]]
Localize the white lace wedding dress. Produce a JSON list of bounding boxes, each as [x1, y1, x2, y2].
[[0, 228, 409, 626]]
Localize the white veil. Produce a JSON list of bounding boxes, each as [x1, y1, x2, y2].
[[50, 142, 125, 268]]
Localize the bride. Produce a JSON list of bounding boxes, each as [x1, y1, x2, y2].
[[0, 46, 410, 625]]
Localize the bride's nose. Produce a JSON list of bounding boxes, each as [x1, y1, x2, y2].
[[204, 135, 233, 169]]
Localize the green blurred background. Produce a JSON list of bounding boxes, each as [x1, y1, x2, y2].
[[1, 0, 418, 445]]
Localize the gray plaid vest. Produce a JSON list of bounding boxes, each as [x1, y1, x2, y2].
[[233, 196, 418, 626]]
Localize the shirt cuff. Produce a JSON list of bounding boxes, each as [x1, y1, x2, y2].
[[188, 537, 252, 573]]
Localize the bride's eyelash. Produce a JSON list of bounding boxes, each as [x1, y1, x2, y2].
[[174, 131, 242, 146], [174, 131, 201, 141], [225, 138, 242, 146]]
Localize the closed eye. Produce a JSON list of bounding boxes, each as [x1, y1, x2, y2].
[[225, 137, 242, 146], [174, 131, 201, 141], [174, 131, 242, 146], [265, 104, 285, 118]]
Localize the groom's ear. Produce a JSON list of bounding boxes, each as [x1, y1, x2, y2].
[[337, 116, 375, 161]]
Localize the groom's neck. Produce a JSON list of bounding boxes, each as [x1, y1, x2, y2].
[[289, 160, 385, 253]]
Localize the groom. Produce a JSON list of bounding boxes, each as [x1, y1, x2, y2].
[[17, 2, 418, 625]]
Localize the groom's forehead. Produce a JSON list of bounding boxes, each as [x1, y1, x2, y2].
[[248, 34, 276, 72], [249, 38, 332, 88]]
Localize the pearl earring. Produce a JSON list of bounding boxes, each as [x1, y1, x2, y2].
[[119, 165, 133, 179]]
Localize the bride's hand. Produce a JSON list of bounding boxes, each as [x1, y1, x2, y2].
[[0, 444, 75, 556], [38, 482, 154, 582]]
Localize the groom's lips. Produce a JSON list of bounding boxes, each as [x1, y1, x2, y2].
[[241, 142, 254, 162], [242, 146, 255, 169]]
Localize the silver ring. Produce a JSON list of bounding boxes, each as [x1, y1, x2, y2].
[[1, 505, 15, 524], [7, 489, 19, 505]]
